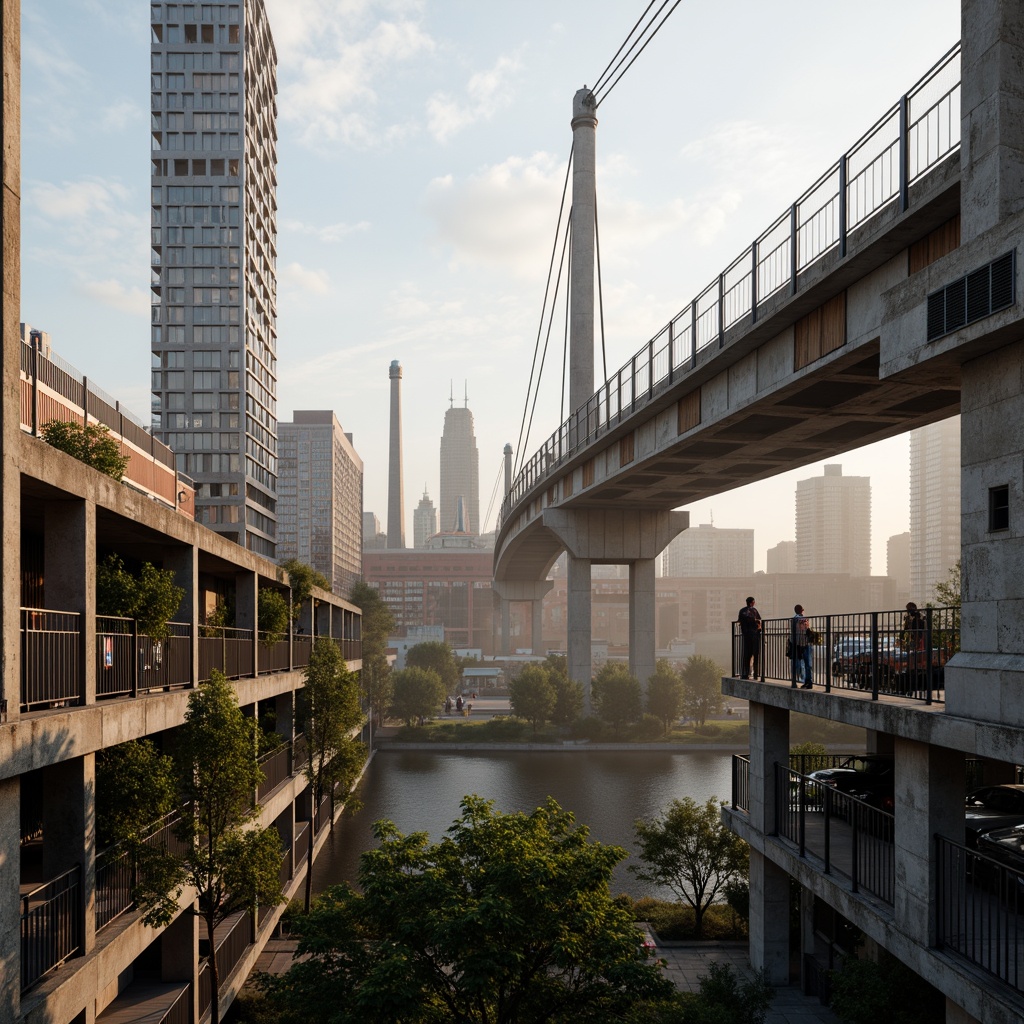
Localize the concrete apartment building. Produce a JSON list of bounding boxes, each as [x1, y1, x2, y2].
[[277, 411, 363, 599], [661, 522, 754, 578], [439, 401, 480, 535], [150, 0, 280, 557], [766, 540, 797, 574], [887, 530, 911, 602], [796, 464, 871, 576], [910, 417, 961, 602], [1, 6, 364, 1022]]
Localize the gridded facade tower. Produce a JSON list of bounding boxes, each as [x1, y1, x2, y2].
[[795, 464, 871, 576], [150, 0, 279, 557], [277, 412, 363, 597], [413, 488, 438, 548], [909, 417, 961, 602], [661, 523, 754, 578], [439, 403, 479, 535]]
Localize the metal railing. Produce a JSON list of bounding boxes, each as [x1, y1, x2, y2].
[[21, 608, 81, 712], [500, 43, 961, 531], [292, 733, 309, 773], [775, 763, 894, 905], [936, 835, 1024, 993], [293, 821, 310, 871], [199, 626, 254, 681], [21, 865, 82, 993], [162, 985, 191, 1024], [198, 911, 252, 1019], [292, 634, 312, 669], [97, 617, 192, 697], [732, 605, 957, 704], [257, 742, 292, 802], [257, 632, 290, 673], [732, 755, 750, 813]]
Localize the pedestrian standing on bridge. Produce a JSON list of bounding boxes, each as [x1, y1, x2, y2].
[[791, 604, 813, 689], [737, 596, 762, 679]]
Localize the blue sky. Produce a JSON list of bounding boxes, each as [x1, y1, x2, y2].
[[20, 0, 961, 574]]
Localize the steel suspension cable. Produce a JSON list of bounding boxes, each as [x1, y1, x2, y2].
[[590, 0, 658, 96], [482, 456, 505, 534], [514, 144, 575, 478]]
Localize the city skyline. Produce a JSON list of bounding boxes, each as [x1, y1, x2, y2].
[[20, 1, 960, 573]]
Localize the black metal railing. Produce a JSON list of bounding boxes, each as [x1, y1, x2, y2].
[[499, 43, 961, 531], [732, 755, 750, 813], [936, 835, 1024, 992], [292, 634, 312, 669], [199, 626, 254, 681], [257, 743, 292, 802], [97, 617, 192, 697], [775, 763, 894, 905], [732, 606, 957, 704], [257, 632, 290, 673], [292, 733, 309, 773], [21, 608, 81, 712], [197, 911, 252, 1020], [162, 984, 191, 1024], [21, 865, 82, 992], [293, 821, 310, 871]]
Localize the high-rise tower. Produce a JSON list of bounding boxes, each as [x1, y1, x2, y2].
[[413, 488, 437, 548], [795, 464, 871, 576], [387, 360, 405, 548], [150, 0, 279, 557], [440, 393, 479, 535], [910, 417, 960, 601]]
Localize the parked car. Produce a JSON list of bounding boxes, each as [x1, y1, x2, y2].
[[964, 785, 1024, 846], [976, 823, 1024, 887], [808, 756, 895, 812]]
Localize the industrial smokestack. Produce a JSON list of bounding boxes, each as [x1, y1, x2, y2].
[[503, 443, 513, 498], [387, 360, 406, 548]]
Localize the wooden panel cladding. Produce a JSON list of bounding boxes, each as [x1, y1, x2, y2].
[[582, 459, 595, 489], [909, 214, 961, 276], [794, 292, 846, 371], [619, 432, 635, 467], [563, 472, 574, 497], [677, 391, 700, 435]]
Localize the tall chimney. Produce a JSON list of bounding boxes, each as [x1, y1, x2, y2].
[[387, 360, 405, 548], [503, 443, 513, 497]]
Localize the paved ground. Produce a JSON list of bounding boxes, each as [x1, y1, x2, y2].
[[255, 934, 840, 1023]]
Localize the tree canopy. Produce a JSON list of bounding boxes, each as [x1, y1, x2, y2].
[[646, 659, 684, 736], [96, 553, 184, 642], [264, 796, 674, 1024], [632, 797, 748, 939], [592, 663, 642, 738], [41, 419, 129, 479], [282, 558, 330, 621], [390, 666, 446, 725], [349, 581, 395, 726], [258, 587, 290, 646], [508, 664, 556, 734], [406, 640, 460, 692], [95, 739, 176, 847], [680, 655, 724, 728]]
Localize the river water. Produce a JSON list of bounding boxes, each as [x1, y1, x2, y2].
[[310, 749, 734, 899]]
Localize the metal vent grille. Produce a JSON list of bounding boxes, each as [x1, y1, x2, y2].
[[927, 250, 1016, 341]]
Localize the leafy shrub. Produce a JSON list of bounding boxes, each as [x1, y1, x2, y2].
[[696, 962, 773, 1024], [647, 902, 747, 941], [828, 951, 943, 1024], [694, 724, 720, 737], [258, 588, 289, 647], [571, 715, 608, 741], [96, 554, 184, 642], [478, 716, 527, 742], [41, 419, 129, 480], [639, 713, 664, 740]]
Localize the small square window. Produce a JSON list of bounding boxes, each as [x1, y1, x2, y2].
[[989, 485, 1010, 531]]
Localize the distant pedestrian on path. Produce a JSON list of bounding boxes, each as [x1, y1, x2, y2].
[[791, 604, 813, 688], [737, 596, 762, 680]]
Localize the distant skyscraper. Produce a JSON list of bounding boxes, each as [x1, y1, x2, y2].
[[277, 412, 363, 597], [662, 523, 754, 578], [910, 417, 961, 602], [387, 360, 405, 549], [766, 540, 797, 574], [887, 531, 911, 599], [413, 487, 438, 548], [150, 0, 279, 557], [796, 465, 871, 576], [440, 396, 479, 535]]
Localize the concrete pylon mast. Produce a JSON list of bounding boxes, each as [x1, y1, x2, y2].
[[387, 360, 405, 549], [569, 87, 598, 413], [503, 443, 513, 497]]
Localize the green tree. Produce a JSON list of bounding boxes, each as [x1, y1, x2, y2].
[[96, 553, 184, 642], [932, 558, 961, 654], [681, 655, 724, 728], [552, 675, 584, 728], [300, 638, 364, 910], [40, 419, 129, 480], [508, 664, 556, 734], [646, 659, 684, 736], [828, 949, 944, 1024], [592, 663, 642, 739], [96, 739, 176, 847], [281, 558, 330, 623], [263, 797, 674, 1024], [390, 666, 446, 725], [632, 797, 748, 939], [136, 672, 285, 1024], [258, 588, 289, 647], [406, 640, 460, 692], [349, 581, 395, 728]]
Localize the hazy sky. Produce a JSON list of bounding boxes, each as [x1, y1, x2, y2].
[[20, 0, 961, 573]]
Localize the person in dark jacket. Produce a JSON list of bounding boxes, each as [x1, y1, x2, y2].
[[737, 596, 762, 680]]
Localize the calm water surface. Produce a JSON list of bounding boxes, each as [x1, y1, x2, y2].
[[311, 750, 733, 899]]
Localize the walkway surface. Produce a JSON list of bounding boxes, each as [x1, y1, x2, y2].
[[254, 935, 840, 1023]]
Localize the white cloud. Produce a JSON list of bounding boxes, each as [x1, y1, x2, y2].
[[426, 53, 523, 143], [99, 101, 144, 133], [30, 178, 133, 220], [80, 279, 149, 315], [279, 262, 332, 295], [281, 218, 371, 242]]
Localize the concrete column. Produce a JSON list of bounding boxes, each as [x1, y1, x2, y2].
[[0, 776, 20, 1018], [748, 850, 790, 985], [799, 884, 816, 995], [959, 0, 1024, 243], [628, 558, 656, 689], [748, 701, 789, 837], [45, 499, 96, 704], [236, 568, 258, 676], [569, 87, 597, 414], [387, 360, 405, 549], [275, 690, 295, 744], [500, 599, 511, 656], [531, 599, 544, 656], [43, 754, 96, 953], [503, 443, 513, 497], [165, 544, 198, 686], [894, 738, 964, 946], [161, 906, 199, 1023], [567, 555, 592, 711]]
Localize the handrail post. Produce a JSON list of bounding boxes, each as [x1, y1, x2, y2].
[[648, 338, 654, 399], [131, 617, 139, 698], [825, 615, 833, 693], [870, 611, 880, 700], [717, 273, 725, 348], [690, 303, 697, 368], [823, 785, 832, 874], [631, 356, 637, 413], [898, 93, 909, 213], [798, 773, 806, 857], [751, 240, 758, 324], [851, 806, 860, 893], [667, 320, 674, 384], [839, 155, 848, 258], [925, 606, 934, 705], [790, 202, 798, 294]]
